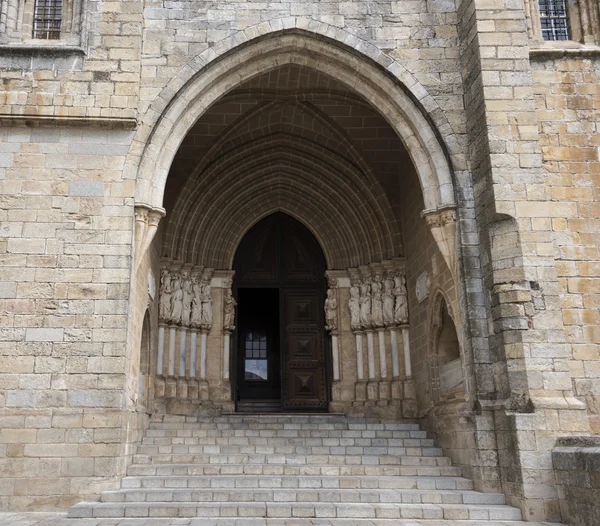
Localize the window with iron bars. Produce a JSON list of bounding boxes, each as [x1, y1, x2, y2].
[[32, 0, 63, 39], [539, 0, 571, 40]]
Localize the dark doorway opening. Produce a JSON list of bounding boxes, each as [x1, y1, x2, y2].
[[237, 288, 281, 407], [232, 212, 329, 412]]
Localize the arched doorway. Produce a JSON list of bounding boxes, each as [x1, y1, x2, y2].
[[232, 212, 328, 412]]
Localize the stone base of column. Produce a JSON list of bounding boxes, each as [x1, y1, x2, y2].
[[176, 378, 188, 399], [367, 381, 379, 401], [155, 376, 166, 398], [378, 380, 391, 400], [355, 381, 367, 401], [391, 378, 403, 399], [165, 376, 177, 398], [198, 380, 209, 400], [187, 379, 199, 399]]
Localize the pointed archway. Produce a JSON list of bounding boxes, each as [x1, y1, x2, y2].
[[232, 213, 328, 412]]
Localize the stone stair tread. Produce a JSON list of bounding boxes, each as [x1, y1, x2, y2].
[[69, 500, 523, 520], [100, 487, 505, 505]]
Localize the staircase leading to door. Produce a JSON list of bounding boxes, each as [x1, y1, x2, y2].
[[68, 414, 524, 522]]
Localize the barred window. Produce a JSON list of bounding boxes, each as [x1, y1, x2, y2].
[[539, 0, 571, 40], [32, 0, 63, 40]]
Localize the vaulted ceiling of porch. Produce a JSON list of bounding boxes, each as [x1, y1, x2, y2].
[[161, 65, 418, 270]]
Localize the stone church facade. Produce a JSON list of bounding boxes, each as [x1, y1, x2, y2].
[[1, 0, 600, 523]]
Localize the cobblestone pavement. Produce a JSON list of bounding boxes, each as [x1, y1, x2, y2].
[[0, 513, 565, 526]]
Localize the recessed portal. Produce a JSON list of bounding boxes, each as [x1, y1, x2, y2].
[[232, 213, 329, 412]]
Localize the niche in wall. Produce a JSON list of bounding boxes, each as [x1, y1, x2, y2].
[[436, 300, 463, 392]]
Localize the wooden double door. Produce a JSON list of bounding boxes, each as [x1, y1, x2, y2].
[[232, 213, 329, 412]]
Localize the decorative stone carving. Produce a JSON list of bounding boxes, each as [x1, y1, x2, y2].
[[383, 275, 395, 327], [190, 276, 203, 329], [371, 276, 383, 328], [223, 278, 237, 331], [393, 273, 408, 325], [170, 276, 184, 325], [359, 280, 372, 329], [423, 206, 457, 277], [200, 278, 213, 329], [325, 286, 338, 333], [134, 204, 165, 270], [159, 268, 174, 323], [349, 281, 361, 331], [181, 275, 194, 327]]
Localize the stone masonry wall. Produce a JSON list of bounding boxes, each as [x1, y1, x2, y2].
[[0, 124, 138, 510], [531, 54, 600, 434]]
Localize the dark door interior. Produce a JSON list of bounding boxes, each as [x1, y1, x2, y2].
[[237, 288, 280, 401], [232, 213, 329, 412]]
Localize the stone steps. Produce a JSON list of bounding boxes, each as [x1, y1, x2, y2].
[[100, 487, 505, 505], [68, 501, 523, 520], [136, 445, 443, 456], [141, 436, 435, 445], [127, 463, 464, 477], [120, 474, 475, 490], [131, 453, 453, 466], [68, 414, 524, 521]]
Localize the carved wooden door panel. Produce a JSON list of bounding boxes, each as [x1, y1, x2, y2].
[[281, 289, 327, 410]]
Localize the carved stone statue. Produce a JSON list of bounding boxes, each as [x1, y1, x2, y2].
[[383, 276, 395, 326], [393, 274, 408, 325], [181, 276, 194, 327], [170, 276, 184, 325], [324, 288, 338, 333], [349, 282, 360, 331], [223, 280, 237, 331], [371, 277, 383, 328], [159, 269, 173, 322], [200, 278, 213, 328], [190, 277, 203, 328], [359, 280, 372, 329]]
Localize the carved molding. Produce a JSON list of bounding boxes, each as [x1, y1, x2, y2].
[[422, 206, 457, 278], [134, 204, 165, 271]]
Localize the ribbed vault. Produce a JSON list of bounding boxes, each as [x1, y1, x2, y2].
[[162, 65, 414, 270]]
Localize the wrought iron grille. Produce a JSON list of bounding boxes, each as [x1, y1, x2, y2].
[[32, 0, 63, 40], [539, 0, 571, 41]]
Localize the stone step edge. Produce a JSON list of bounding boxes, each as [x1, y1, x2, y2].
[[121, 474, 471, 488], [68, 501, 522, 521], [105, 487, 503, 496]]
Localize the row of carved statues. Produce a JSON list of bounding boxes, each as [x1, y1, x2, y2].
[[159, 268, 237, 331], [349, 273, 408, 330], [324, 271, 409, 334], [159, 268, 213, 329]]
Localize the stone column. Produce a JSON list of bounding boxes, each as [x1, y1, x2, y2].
[[324, 276, 340, 382], [188, 329, 199, 399]]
